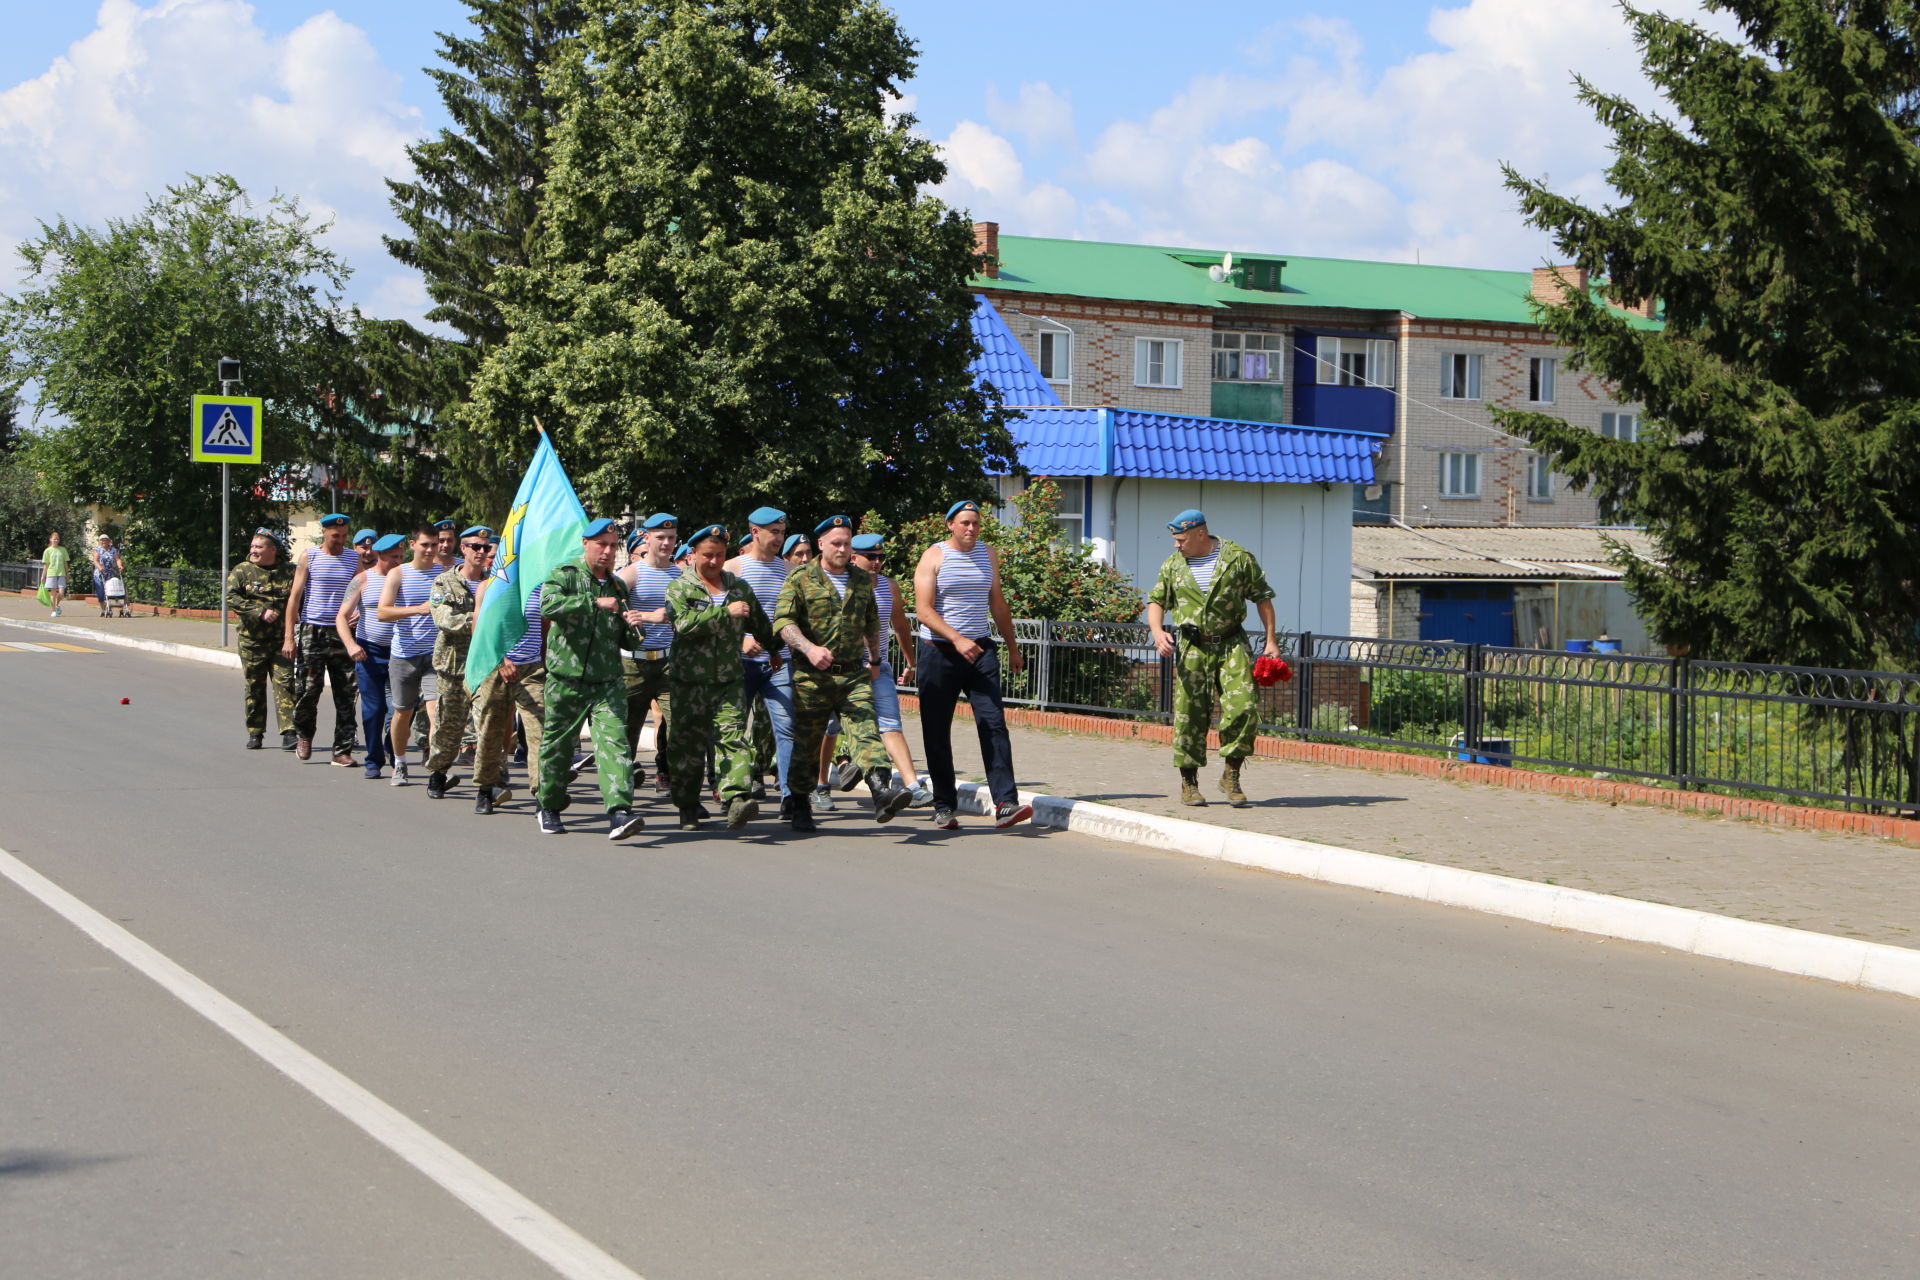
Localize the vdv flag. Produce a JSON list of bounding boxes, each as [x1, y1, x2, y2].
[[467, 433, 589, 683]]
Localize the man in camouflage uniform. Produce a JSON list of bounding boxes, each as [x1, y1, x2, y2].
[[535, 519, 647, 840], [1147, 509, 1281, 808], [424, 528, 494, 798], [665, 524, 775, 831], [228, 529, 296, 749], [772, 516, 909, 831]]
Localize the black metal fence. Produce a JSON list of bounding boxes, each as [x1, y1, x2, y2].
[[889, 621, 1920, 813], [2, 561, 227, 611]]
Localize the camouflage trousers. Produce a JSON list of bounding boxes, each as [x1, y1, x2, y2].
[[238, 630, 294, 735], [292, 623, 357, 751], [1173, 638, 1258, 768], [666, 677, 752, 811], [472, 662, 545, 791], [622, 654, 671, 762], [787, 665, 888, 798], [537, 675, 629, 813], [426, 663, 470, 773]]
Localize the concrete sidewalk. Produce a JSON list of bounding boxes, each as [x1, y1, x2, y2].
[[9, 594, 1914, 952]]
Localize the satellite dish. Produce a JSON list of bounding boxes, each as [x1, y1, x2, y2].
[[1208, 251, 1236, 285]]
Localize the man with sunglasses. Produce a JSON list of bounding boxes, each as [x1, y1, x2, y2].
[[422, 527, 495, 799]]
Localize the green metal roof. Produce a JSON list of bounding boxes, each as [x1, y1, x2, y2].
[[976, 234, 1661, 328]]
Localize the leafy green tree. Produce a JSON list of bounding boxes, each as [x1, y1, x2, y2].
[[467, 0, 1016, 526], [0, 388, 20, 454], [0, 175, 361, 566], [0, 457, 89, 565], [1498, 1, 1920, 669], [360, 0, 582, 520], [875, 480, 1142, 622]]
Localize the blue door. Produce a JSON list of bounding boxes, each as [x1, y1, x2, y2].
[[1418, 584, 1514, 646]]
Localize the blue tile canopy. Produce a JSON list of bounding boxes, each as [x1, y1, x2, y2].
[[969, 295, 1063, 408], [1005, 406, 1378, 486]]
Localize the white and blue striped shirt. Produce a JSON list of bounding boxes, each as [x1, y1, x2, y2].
[[355, 569, 393, 647], [391, 563, 438, 658], [300, 546, 360, 625], [823, 568, 850, 599], [917, 543, 994, 642], [731, 554, 788, 663], [627, 562, 681, 651], [1185, 545, 1222, 593], [505, 583, 544, 664], [874, 574, 897, 654]]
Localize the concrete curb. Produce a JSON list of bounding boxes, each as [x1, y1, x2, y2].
[[953, 784, 1920, 1001], [0, 618, 241, 670]]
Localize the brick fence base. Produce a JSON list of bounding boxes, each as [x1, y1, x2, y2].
[[898, 695, 1920, 846], [10, 587, 223, 620]]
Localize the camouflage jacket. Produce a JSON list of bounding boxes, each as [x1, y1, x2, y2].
[[538, 559, 637, 684], [666, 571, 773, 686], [429, 568, 487, 676], [772, 562, 879, 666], [1149, 538, 1274, 639], [227, 559, 294, 636]]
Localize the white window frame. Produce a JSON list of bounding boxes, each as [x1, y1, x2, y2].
[[1600, 411, 1639, 442], [1134, 337, 1184, 389], [1529, 356, 1556, 404], [1211, 331, 1283, 383], [1317, 336, 1396, 388], [1439, 451, 1481, 498], [1037, 329, 1072, 386], [1440, 351, 1482, 400], [1052, 478, 1086, 546], [1527, 454, 1556, 501]]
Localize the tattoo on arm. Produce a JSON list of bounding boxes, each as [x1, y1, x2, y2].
[[779, 624, 809, 652]]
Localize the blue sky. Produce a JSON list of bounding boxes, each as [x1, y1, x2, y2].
[[0, 0, 1708, 324]]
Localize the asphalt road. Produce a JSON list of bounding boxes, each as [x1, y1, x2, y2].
[[3, 622, 1918, 1279]]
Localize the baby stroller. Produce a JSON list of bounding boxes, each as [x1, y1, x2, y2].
[[100, 575, 131, 618]]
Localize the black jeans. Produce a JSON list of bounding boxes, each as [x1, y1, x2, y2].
[[916, 638, 1017, 809]]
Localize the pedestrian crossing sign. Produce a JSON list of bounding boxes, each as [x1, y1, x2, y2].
[[190, 394, 264, 464]]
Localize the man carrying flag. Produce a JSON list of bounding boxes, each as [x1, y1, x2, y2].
[[464, 432, 590, 817]]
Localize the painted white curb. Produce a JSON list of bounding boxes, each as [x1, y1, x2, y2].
[[0, 617, 241, 669], [954, 784, 1920, 1001]]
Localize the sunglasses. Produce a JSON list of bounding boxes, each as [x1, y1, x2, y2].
[[463, 541, 493, 551]]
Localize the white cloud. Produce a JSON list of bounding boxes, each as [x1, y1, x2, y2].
[[0, 0, 425, 307], [984, 81, 1074, 149], [931, 119, 1076, 235], [977, 0, 1731, 268]]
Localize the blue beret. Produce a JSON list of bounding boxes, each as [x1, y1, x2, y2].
[[688, 523, 729, 548], [850, 533, 884, 553], [582, 517, 617, 538], [626, 529, 645, 551], [813, 515, 852, 537], [432, 518, 456, 531], [460, 525, 494, 539], [319, 513, 349, 528], [946, 500, 981, 520], [781, 534, 811, 557], [746, 506, 785, 526], [673, 542, 689, 561], [351, 527, 376, 545], [1167, 509, 1207, 533], [642, 512, 677, 530], [371, 533, 406, 552]]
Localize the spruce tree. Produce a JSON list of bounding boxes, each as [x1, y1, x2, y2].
[[1499, 1, 1920, 670], [363, 0, 581, 518], [466, 0, 1016, 527]]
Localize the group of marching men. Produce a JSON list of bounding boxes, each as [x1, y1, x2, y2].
[[225, 502, 1039, 839]]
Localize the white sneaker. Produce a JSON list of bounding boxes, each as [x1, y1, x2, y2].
[[391, 762, 413, 787]]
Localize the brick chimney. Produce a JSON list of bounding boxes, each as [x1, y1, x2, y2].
[[1624, 295, 1659, 319], [1530, 264, 1588, 304], [973, 220, 999, 278]]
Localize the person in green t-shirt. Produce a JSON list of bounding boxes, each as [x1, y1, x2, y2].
[[40, 532, 71, 617]]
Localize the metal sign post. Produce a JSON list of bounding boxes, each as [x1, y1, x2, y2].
[[190, 358, 261, 649]]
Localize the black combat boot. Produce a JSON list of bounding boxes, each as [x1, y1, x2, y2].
[[868, 768, 911, 823]]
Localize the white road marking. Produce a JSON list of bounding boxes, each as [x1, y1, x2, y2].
[[0, 843, 646, 1280]]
